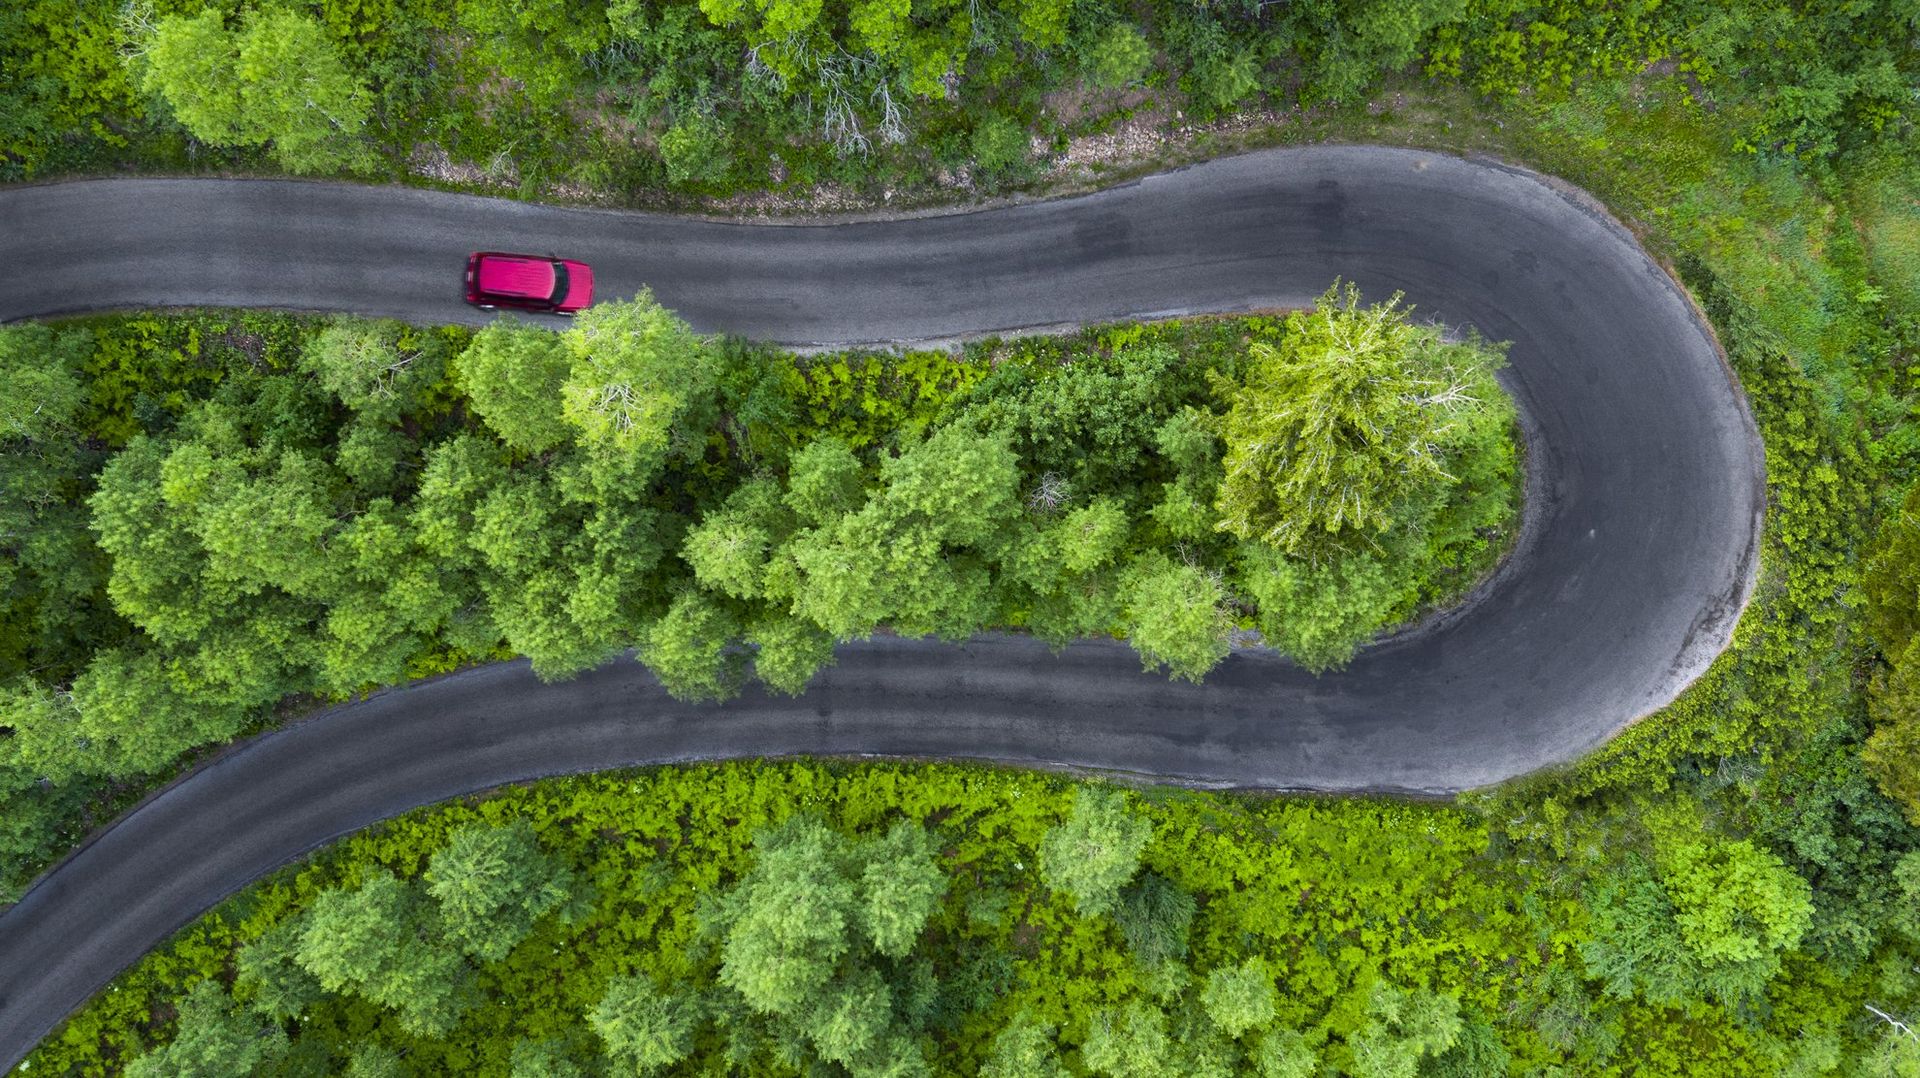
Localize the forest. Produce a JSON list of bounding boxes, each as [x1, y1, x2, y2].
[[2, 0, 1915, 199], [1, 0, 1919, 1073], [0, 295, 1516, 902]]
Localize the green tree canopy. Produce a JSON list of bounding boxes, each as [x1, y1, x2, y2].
[[637, 588, 742, 700], [1866, 643, 1920, 825], [509, 1037, 596, 1078], [1115, 871, 1197, 969], [124, 980, 287, 1078], [426, 819, 581, 962], [981, 1014, 1071, 1078], [682, 479, 787, 601], [1238, 545, 1401, 674], [0, 323, 87, 443], [457, 320, 575, 454], [716, 817, 865, 1014], [707, 815, 947, 1072], [1039, 786, 1151, 918], [1252, 1029, 1321, 1078], [65, 644, 261, 776], [784, 437, 867, 525], [1663, 839, 1814, 969], [746, 612, 838, 696], [560, 291, 722, 472], [234, 917, 324, 1021], [783, 423, 1021, 641], [1580, 842, 1814, 1008], [1214, 281, 1509, 558], [1085, 24, 1153, 90], [297, 869, 474, 1036], [345, 1044, 412, 1078], [1119, 554, 1231, 682], [139, 8, 370, 174], [1080, 999, 1173, 1078], [1201, 958, 1278, 1038], [299, 318, 441, 418], [1863, 482, 1920, 821], [860, 819, 949, 957], [1343, 981, 1463, 1078], [589, 973, 700, 1074]]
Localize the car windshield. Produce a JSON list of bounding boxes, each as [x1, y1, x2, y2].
[[549, 262, 569, 304]]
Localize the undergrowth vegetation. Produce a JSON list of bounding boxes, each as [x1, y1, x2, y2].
[[26, 760, 1920, 1068], [27, 761, 1920, 1076]]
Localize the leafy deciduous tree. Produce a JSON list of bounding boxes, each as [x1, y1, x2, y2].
[[1119, 554, 1231, 682], [784, 437, 866, 525], [1080, 999, 1172, 1078], [785, 424, 1020, 641], [861, 819, 949, 957], [561, 291, 722, 471], [299, 318, 436, 417], [509, 1037, 595, 1078], [297, 869, 474, 1036], [1214, 281, 1508, 558], [638, 589, 742, 701], [1664, 839, 1814, 972], [1581, 842, 1814, 1008], [458, 320, 574, 454], [426, 819, 580, 962], [140, 8, 370, 173], [234, 916, 324, 1021], [708, 815, 945, 1073], [1201, 958, 1277, 1038], [1344, 981, 1463, 1078], [1239, 545, 1400, 674], [346, 1044, 412, 1078], [1039, 786, 1151, 918], [0, 323, 86, 443], [1086, 24, 1153, 89], [124, 980, 287, 1078], [1864, 483, 1920, 821], [590, 973, 700, 1073], [746, 612, 838, 695], [981, 1013, 1071, 1078], [1251, 1029, 1320, 1078]]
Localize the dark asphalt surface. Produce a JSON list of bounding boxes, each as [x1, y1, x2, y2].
[[0, 146, 1763, 1067]]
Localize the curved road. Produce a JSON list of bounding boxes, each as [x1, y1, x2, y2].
[[0, 147, 1762, 1066]]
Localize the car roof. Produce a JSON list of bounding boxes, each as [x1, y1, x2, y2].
[[475, 254, 555, 299]]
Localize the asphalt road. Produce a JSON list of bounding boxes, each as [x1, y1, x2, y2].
[[0, 146, 1764, 1067]]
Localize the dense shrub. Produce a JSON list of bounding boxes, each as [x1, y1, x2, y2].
[[1863, 481, 1920, 822], [29, 760, 1918, 1075]]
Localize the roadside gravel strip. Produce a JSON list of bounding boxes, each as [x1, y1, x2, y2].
[[0, 146, 1763, 1065]]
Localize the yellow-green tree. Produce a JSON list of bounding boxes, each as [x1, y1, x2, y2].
[[1214, 281, 1510, 559], [138, 8, 370, 174]]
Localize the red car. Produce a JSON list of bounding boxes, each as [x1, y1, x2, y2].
[[465, 252, 594, 314]]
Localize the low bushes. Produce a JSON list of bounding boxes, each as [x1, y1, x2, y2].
[[27, 760, 1920, 1075]]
